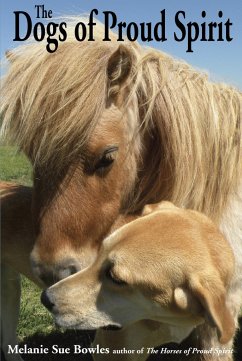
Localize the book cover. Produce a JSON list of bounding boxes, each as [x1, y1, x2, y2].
[[1, 1, 242, 361]]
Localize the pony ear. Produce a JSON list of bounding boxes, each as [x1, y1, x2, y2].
[[107, 45, 133, 106], [5, 50, 16, 62], [175, 278, 235, 344]]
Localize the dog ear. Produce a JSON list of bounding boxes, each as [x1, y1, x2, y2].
[[107, 45, 133, 106], [142, 201, 177, 216], [174, 278, 235, 344], [192, 280, 235, 344]]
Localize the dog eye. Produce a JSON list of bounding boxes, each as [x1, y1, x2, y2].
[[94, 147, 118, 174], [106, 268, 127, 286]]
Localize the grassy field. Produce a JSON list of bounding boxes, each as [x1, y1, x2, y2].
[[1, 145, 241, 361], [0, 146, 32, 186]]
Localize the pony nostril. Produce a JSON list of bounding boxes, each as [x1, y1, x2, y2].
[[58, 265, 78, 280], [39, 272, 55, 287], [41, 290, 55, 311], [31, 258, 79, 285]]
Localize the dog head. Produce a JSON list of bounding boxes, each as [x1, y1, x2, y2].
[[42, 202, 235, 344]]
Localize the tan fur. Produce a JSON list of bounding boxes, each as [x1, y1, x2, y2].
[[44, 203, 235, 360]]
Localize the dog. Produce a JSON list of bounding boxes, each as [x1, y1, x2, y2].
[[42, 202, 235, 360]]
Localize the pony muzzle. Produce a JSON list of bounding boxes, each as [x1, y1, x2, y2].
[[30, 256, 80, 287]]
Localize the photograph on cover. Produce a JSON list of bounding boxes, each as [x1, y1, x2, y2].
[[1, 0, 242, 360]]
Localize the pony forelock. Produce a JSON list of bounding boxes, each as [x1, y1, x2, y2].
[[0, 18, 120, 169]]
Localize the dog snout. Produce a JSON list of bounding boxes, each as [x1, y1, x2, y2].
[[41, 290, 55, 311]]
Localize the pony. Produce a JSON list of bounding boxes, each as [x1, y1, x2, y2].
[[1, 18, 242, 361]]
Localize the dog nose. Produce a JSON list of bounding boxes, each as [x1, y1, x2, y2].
[[41, 290, 55, 311]]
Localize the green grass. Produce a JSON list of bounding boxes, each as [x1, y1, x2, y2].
[[0, 146, 32, 185], [18, 278, 54, 340]]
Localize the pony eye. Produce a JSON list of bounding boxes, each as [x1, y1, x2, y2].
[[106, 268, 127, 286], [94, 147, 118, 173], [96, 153, 114, 169]]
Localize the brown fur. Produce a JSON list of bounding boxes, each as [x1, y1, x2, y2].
[[1, 182, 38, 283]]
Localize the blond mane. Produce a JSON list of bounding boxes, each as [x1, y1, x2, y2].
[[1, 17, 241, 220], [127, 49, 242, 219]]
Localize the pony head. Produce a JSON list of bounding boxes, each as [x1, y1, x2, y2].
[[1, 19, 241, 285], [1, 25, 145, 285]]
